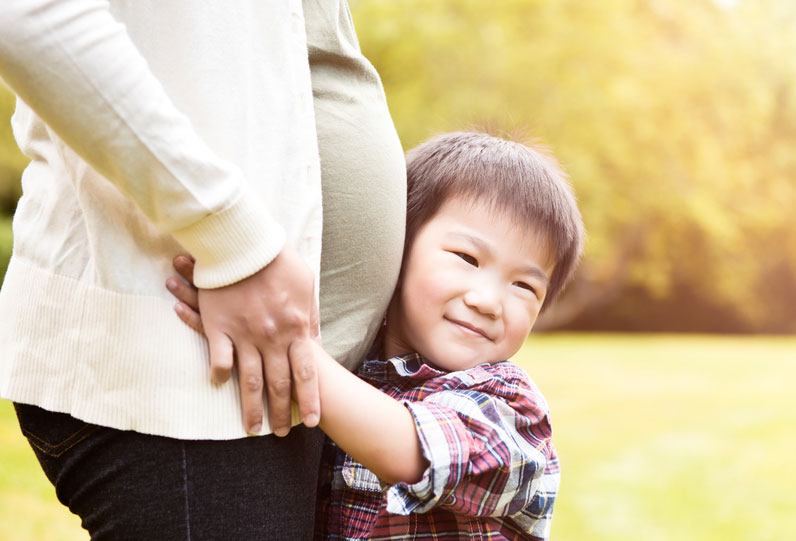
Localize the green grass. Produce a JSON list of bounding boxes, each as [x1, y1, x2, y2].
[[0, 401, 85, 540], [514, 334, 796, 541], [1, 334, 794, 540]]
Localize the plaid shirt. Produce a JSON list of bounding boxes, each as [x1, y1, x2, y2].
[[316, 353, 559, 540]]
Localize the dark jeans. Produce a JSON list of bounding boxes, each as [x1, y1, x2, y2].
[[14, 403, 325, 540]]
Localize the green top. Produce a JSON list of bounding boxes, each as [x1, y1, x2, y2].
[[305, 0, 407, 370]]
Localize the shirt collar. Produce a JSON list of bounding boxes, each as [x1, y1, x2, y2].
[[358, 353, 448, 382]]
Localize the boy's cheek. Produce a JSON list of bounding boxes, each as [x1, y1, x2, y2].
[[514, 314, 538, 344], [423, 268, 459, 293], [416, 278, 455, 312]]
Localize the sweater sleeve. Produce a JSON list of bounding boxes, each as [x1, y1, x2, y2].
[[0, 0, 290, 288]]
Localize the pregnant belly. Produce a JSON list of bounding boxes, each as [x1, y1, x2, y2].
[[314, 91, 406, 370]]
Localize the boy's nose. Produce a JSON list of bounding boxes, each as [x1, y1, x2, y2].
[[462, 284, 502, 318]]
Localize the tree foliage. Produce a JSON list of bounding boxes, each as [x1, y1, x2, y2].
[[351, 0, 796, 332], [0, 84, 25, 215], [1, 1, 795, 331]]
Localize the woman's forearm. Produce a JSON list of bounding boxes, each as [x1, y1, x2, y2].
[[0, 0, 288, 288]]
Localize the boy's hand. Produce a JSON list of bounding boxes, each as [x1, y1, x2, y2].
[[166, 252, 321, 437]]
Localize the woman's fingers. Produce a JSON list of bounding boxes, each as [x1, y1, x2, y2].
[[236, 344, 266, 435], [174, 301, 204, 335], [288, 338, 320, 428], [166, 276, 199, 311], [173, 254, 196, 285], [207, 330, 235, 385]]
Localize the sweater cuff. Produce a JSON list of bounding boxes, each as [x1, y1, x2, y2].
[[172, 192, 285, 289]]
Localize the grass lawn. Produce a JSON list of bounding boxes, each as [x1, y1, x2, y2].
[[515, 333, 796, 541], [0, 402, 85, 540], [1, 333, 794, 540]]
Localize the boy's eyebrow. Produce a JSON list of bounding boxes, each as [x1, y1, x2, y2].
[[447, 232, 550, 285], [524, 265, 550, 286]]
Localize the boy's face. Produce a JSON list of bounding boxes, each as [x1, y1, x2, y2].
[[384, 196, 554, 371]]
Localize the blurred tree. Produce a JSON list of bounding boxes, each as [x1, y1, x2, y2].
[[0, 83, 25, 282], [351, 0, 796, 332], [2, 2, 795, 331], [0, 215, 10, 282], [0, 83, 26, 216]]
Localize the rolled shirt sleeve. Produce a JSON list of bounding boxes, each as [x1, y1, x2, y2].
[[323, 358, 561, 539], [385, 386, 557, 528]]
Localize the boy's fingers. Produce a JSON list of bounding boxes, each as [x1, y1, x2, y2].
[[207, 331, 234, 385], [166, 277, 199, 310], [173, 254, 197, 285], [174, 302, 204, 335], [289, 339, 320, 427]]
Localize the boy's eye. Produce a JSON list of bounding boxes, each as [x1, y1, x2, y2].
[[454, 252, 478, 267], [513, 281, 536, 294]]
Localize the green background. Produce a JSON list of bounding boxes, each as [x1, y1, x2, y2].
[[2, 334, 794, 540]]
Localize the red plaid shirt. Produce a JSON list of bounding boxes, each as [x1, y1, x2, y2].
[[316, 353, 560, 540]]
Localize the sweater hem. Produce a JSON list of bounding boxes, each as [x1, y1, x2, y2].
[[0, 257, 302, 439]]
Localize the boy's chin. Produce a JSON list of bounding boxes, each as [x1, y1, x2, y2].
[[423, 351, 489, 373]]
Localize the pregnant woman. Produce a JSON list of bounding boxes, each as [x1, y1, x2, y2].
[[0, 1, 405, 539]]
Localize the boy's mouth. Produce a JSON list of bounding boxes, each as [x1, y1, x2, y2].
[[445, 317, 492, 341]]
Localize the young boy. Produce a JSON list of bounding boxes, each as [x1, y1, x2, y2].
[[168, 132, 583, 540]]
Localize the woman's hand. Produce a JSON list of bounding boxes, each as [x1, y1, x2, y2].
[[166, 253, 322, 437], [167, 255, 204, 333]]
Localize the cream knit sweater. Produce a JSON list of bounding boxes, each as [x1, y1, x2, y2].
[[0, 0, 322, 439]]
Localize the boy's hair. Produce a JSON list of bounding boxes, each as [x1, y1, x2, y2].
[[404, 132, 584, 310]]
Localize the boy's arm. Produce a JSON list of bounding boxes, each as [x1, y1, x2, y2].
[[289, 338, 429, 486]]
